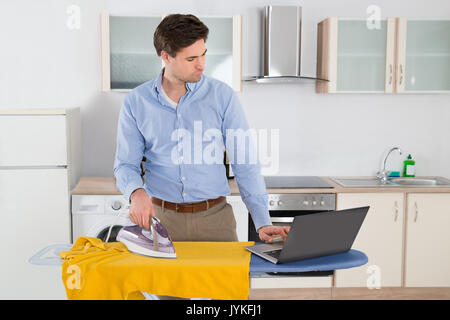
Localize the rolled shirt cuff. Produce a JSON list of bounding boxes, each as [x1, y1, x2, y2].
[[249, 207, 272, 232], [125, 182, 145, 203]]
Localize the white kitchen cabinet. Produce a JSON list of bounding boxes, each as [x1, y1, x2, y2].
[[226, 195, 248, 241], [0, 114, 67, 167], [405, 193, 450, 287], [316, 18, 396, 93], [101, 14, 242, 92], [0, 109, 81, 299], [397, 20, 450, 92], [316, 18, 450, 93], [101, 15, 162, 91], [0, 169, 69, 299], [335, 193, 404, 287]]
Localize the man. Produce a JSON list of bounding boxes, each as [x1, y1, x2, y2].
[[113, 14, 289, 244]]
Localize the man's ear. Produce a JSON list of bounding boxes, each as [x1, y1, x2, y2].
[[160, 50, 171, 65]]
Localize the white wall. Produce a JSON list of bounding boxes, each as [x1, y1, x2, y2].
[[1, 0, 449, 180]]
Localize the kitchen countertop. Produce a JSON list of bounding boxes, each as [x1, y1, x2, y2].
[[72, 176, 450, 195], [0, 108, 67, 115]]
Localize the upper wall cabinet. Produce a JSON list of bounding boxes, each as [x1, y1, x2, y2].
[[316, 18, 450, 93], [100, 14, 242, 92], [398, 19, 450, 92]]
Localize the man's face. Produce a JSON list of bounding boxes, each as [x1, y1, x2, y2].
[[162, 39, 207, 83]]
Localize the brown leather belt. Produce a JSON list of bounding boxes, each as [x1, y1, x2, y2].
[[152, 196, 225, 213]]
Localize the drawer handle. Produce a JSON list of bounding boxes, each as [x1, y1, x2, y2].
[[414, 202, 418, 222], [394, 201, 398, 222], [79, 205, 99, 211]]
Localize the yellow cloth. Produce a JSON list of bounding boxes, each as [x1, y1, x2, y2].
[[60, 237, 254, 300]]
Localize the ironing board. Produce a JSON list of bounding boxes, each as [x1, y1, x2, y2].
[[29, 243, 368, 272], [29, 243, 367, 299]]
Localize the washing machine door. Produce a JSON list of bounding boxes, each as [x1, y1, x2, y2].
[[96, 225, 124, 242], [76, 215, 134, 243]]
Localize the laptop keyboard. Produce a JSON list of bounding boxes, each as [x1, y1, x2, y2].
[[264, 249, 282, 259]]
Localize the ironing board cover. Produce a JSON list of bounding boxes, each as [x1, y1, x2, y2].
[[58, 237, 254, 300], [29, 244, 368, 272], [249, 249, 368, 273]]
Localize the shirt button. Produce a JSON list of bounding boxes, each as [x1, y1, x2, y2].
[[181, 176, 186, 181], [179, 156, 184, 161], [183, 192, 187, 196], [177, 114, 181, 118]]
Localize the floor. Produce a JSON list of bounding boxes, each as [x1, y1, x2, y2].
[[249, 287, 450, 300]]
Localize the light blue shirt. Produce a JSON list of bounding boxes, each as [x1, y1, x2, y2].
[[113, 68, 271, 231]]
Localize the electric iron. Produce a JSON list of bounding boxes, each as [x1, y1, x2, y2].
[[117, 216, 176, 259]]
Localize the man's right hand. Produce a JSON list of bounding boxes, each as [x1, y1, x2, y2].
[[129, 188, 155, 230]]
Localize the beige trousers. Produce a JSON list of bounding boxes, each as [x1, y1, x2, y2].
[[150, 198, 238, 300], [153, 198, 238, 242]]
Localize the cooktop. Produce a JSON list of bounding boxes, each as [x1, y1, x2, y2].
[[263, 176, 334, 189]]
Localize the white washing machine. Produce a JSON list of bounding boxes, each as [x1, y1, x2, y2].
[[72, 195, 134, 243], [71, 194, 161, 300]]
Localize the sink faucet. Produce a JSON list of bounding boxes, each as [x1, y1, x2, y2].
[[377, 147, 403, 183]]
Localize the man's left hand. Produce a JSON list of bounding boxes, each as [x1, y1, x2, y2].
[[258, 225, 290, 243]]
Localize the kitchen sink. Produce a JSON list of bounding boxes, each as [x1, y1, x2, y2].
[[388, 178, 440, 185], [331, 176, 450, 187]]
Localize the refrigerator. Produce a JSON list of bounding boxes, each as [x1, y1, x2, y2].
[[0, 108, 81, 299]]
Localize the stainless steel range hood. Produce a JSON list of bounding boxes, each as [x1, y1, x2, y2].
[[245, 6, 328, 83]]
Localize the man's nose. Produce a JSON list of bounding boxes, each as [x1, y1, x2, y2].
[[197, 57, 205, 70]]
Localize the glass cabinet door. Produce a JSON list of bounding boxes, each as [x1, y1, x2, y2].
[[404, 20, 450, 92], [200, 17, 234, 89], [109, 16, 162, 90], [101, 14, 241, 91], [336, 20, 390, 92]]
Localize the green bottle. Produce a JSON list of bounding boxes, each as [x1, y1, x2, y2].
[[403, 154, 416, 177]]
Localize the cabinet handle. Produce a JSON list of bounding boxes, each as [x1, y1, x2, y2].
[[399, 64, 404, 86], [394, 200, 398, 222], [414, 201, 418, 222], [389, 64, 393, 85]]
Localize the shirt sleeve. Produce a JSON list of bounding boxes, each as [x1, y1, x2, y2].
[[113, 95, 145, 202], [222, 92, 272, 232]]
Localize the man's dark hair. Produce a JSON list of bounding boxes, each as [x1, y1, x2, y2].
[[153, 14, 209, 57]]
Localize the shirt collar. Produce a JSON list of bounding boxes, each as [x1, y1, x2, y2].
[[153, 67, 201, 96]]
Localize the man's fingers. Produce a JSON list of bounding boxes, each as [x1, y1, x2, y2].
[[149, 205, 156, 218], [130, 211, 154, 229], [258, 225, 292, 242], [143, 213, 150, 230], [131, 212, 144, 228], [263, 226, 290, 242], [130, 212, 138, 225]]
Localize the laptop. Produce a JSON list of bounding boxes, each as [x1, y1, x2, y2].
[[245, 206, 369, 264]]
